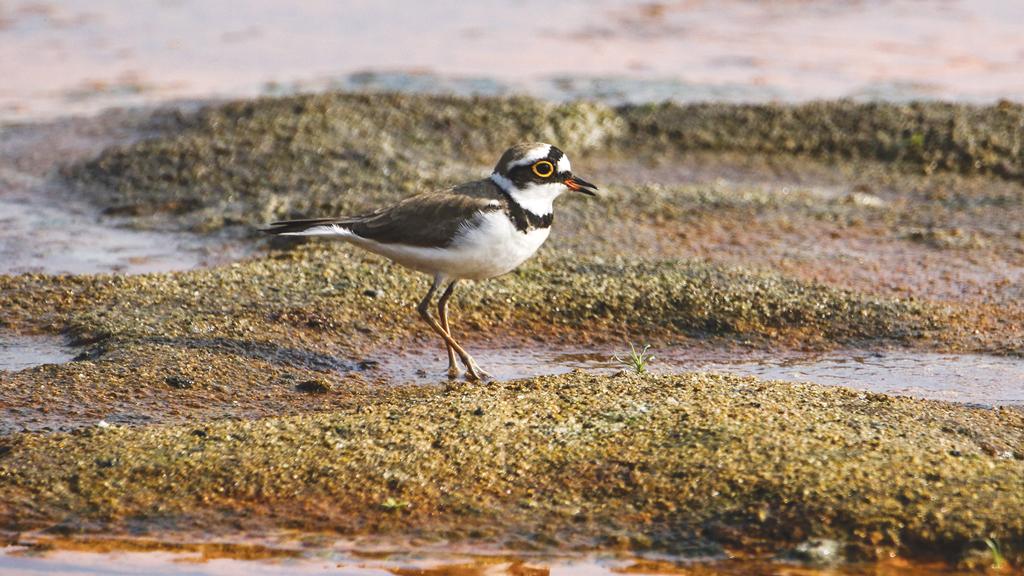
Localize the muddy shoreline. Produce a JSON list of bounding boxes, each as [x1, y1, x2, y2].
[[2, 93, 1023, 570]]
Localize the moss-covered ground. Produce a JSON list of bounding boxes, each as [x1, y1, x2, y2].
[[2, 93, 1023, 569]]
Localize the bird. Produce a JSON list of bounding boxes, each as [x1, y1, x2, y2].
[[262, 143, 598, 381]]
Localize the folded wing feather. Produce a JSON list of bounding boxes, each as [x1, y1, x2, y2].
[[261, 179, 505, 248]]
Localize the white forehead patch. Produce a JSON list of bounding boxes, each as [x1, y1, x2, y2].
[[508, 144, 553, 169], [556, 154, 571, 173]]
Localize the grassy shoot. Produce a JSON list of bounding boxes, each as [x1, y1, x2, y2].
[[613, 343, 655, 375], [984, 538, 1006, 570]]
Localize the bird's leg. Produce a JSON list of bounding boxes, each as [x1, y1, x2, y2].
[[416, 276, 489, 382], [437, 280, 462, 379]]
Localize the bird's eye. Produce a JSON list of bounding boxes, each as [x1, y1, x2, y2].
[[531, 160, 555, 178]]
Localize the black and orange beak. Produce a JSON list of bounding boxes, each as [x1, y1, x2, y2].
[[564, 175, 598, 196]]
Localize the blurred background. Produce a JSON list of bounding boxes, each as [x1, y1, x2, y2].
[[3, 0, 1023, 123]]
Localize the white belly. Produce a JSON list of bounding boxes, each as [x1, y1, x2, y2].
[[347, 212, 550, 281]]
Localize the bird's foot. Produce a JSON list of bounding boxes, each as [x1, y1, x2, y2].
[[464, 365, 492, 383], [446, 364, 463, 380]]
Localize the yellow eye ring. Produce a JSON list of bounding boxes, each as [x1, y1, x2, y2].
[[532, 160, 555, 178]]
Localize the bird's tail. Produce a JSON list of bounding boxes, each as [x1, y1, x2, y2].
[[261, 218, 353, 236]]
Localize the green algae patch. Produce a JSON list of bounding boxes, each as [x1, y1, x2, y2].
[[621, 100, 1024, 181], [1, 372, 1022, 563]]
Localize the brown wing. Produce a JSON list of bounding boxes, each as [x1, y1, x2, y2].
[[264, 179, 506, 247]]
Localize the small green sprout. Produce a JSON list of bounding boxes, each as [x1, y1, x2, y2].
[[613, 343, 655, 375], [984, 538, 1006, 570]]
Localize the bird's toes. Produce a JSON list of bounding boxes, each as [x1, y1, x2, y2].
[[465, 367, 492, 383]]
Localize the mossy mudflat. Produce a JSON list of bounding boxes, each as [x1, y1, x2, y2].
[[59, 93, 1024, 344], [0, 245, 941, 349], [66, 93, 623, 231], [3, 92, 1024, 568], [620, 100, 1024, 181], [1, 235, 947, 434], [2, 372, 1022, 564], [65, 94, 1024, 233]]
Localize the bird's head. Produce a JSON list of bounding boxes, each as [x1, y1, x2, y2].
[[489, 143, 598, 215]]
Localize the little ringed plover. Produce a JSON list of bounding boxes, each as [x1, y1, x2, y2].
[[263, 142, 598, 381]]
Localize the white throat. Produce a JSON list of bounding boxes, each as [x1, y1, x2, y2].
[[490, 173, 563, 217]]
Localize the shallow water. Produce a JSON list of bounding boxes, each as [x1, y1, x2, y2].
[[0, 544, 952, 576], [0, 116, 251, 275], [2, 343, 1019, 435], [380, 346, 1024, 407], [3, 0, 1023, 122], [3, 548, 607, 576], [0, 332, 76, 371], [0, 189, 247, 275]]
